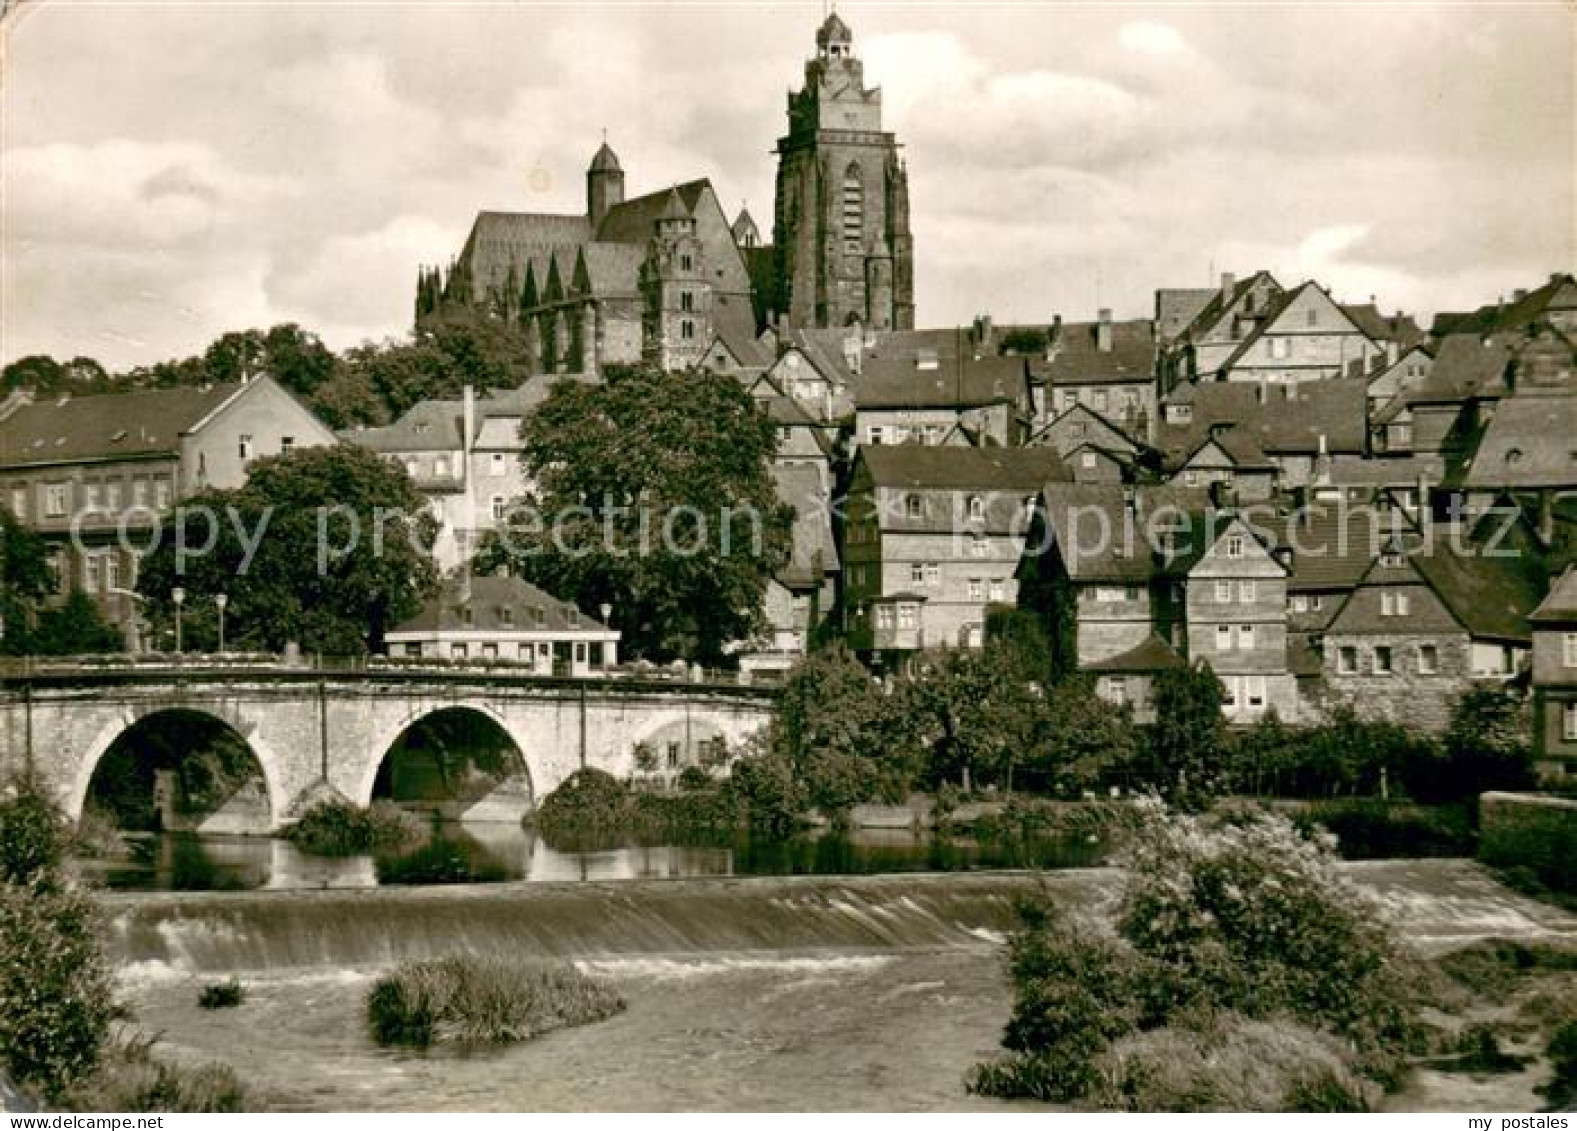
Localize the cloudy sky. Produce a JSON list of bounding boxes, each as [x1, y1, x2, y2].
[[1, 0, 1572, 370]]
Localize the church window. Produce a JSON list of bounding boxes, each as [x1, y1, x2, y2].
[[681, 319, 695, 340], [680, 291, 694, 312], [841, 165, 864, 256], [679, 254, 693, 272]]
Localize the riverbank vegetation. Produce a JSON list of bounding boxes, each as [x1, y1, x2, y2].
[[0, 777, 251, 1110], [968, 801, 1577, 1111], [282, 798, 426, 856], [366, 955, 624, 1048]]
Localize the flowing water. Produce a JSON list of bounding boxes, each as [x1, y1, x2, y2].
[[92, 859, 1577, 1110]]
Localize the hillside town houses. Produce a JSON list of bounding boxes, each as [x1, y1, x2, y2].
[[2, 12, 1574, 785]]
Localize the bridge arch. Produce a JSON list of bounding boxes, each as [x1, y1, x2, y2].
[[354, 702, 537, 819], [70, 705, 289, 829]]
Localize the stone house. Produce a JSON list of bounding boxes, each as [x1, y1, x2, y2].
[[1209, 281, 1388, 386], [1155, 270, 1284, 389], [843, 446, 1067, 670], [0, 376, 338, 646], [1529, 566, 1577, 781], [1173, 428, 1278, 501], [1319, 534, 1543, 732]]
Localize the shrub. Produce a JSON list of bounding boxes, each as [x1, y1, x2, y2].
[[366, 955, 624, 1048], [0, 881, 120, 1099], [0, 779, 67, 884], [197, 979, 245, 1010], [676, 765, 713, 791], [726, 748, 806, 835], [283, 799, 424, 856], [1542, 1018, 1577, 1111], [63, 1035, 247, 1113], [1119, 804, 1426, 1085], [1293, 800, 1473, 860], [967, 898, 1142, 1102], [533, 768, 630, 838]]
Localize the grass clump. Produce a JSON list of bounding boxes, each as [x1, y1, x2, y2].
[[197, 979, 245, 1010], [367, 955, 624, 1048], [282, 799, 424, 856], [63, 1034, 248, 1112]]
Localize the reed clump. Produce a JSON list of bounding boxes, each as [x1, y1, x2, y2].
[[367, 955, 624, 1048]]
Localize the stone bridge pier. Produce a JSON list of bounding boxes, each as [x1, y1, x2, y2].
[[0, 667, 776, 829]]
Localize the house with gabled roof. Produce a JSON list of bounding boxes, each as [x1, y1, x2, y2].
[[1155, 270, 1284, 389], [1173, 426, 1277, 501], [844, 446, 1067, 669], [1367, 343, 1435, 416], [1432, 273, 1577, 339], [1029, 402, 1142, 463], [757, 327, 859, 422], [1035, 311, 1158, 441], [1529, 565, 1577, 781], [1212, 281, 1388, 385], [1320, 532, 1544, 731], [0, 375, 338, 646], [851, 354, 1032, 449]]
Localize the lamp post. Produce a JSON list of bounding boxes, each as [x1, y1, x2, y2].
[[215, 593, 228, 654], [171, 587, 185, 654]]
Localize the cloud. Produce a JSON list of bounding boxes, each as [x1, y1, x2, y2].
[[1118, 20, 1191, 58]]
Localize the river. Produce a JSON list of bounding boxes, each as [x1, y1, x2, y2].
[[98, 860, 1577, 1111]]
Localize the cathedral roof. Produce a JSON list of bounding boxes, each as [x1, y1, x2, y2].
[[588, 141, 622, 173], [462, 211, 593, 300], [816, 10, 852, 46], [594, 179, 709, 243], [574, 242, 644, 297], [657, 186, 690, 222]]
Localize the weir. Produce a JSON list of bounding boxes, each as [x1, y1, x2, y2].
[[101, 871, 1084, 974]]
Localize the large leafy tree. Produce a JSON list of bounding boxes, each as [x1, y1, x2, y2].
[[30, 590, 123, 656], [1149, 662, 1227, 808], [902, 645, 1048, 792], [202, 324, 337, 397], [476, 364, 792, 665], [136, 445, 438, 654], [0, 507, 52, 655]]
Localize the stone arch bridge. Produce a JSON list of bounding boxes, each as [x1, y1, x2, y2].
[[0, 660, 777, 829]]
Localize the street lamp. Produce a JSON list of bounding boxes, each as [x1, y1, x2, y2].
[[171, 587, 185, 654], [215, 593, 228, 654], [599, 601, 612, 624]]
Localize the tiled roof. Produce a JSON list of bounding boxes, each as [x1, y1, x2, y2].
[[1029, 403, 1142, 457], [1462, 392, 1577, 490], [1186, 427, 1274, 470], [854, 355, 1030, 410], [1156, 378, 1367, 466], [390, 575, 612, 635], [1532, 566, 1577, 623], [0, 383, 244, 466], [713, 322, 774, 370], [1325, 454, 1445, 487], [1284, 502, 1413, 592], [1036, 319, 1156, 386], [594, 179, 710, 244], [1083, 633, 1187, 673], [1412, 546, 1544, 642], [772, 463, 838, 587], [1037, 482, 1213, 582], [351, 399, 464, 453], [1409, 334, 1515, 403], [1339, 303, 1426, 348], [861, 445, 1067, 493], [1175, 270, 1283, 344], [779, 329, 859, 387], [1431, 274, 1577, 337]]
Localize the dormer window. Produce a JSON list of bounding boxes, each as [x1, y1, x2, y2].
[[967, 495, 985, 522], [1506, 448, 1524, 466], [905, 494, 922, 519]]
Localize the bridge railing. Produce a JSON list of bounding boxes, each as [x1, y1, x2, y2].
[[0, 651, 791, 689]]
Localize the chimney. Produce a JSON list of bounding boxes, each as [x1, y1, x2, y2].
[[1220, 272, 1236, 299], [462, 385, 477, 462], [1096, 308, 1113, 353], [1046, 314, 1064, 361]]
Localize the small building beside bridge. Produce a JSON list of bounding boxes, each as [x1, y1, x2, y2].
[[384, 574, 619, 676]]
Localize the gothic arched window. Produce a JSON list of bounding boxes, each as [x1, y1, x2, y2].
[[842, 164, 864, 256]]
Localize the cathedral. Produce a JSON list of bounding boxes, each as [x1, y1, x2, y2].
[[435, 10, 915, 374]]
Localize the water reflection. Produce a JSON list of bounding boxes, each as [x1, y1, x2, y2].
[[85, 821, 1108, 893]]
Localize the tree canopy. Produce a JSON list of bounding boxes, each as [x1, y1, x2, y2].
[[475, 364, 792, 666], [135, 445, 438, 654]]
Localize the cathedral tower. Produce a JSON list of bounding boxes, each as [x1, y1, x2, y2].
[[640, 188, 712, 370], [587, 141, 625, 228], [771, 12, 915, 331]]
